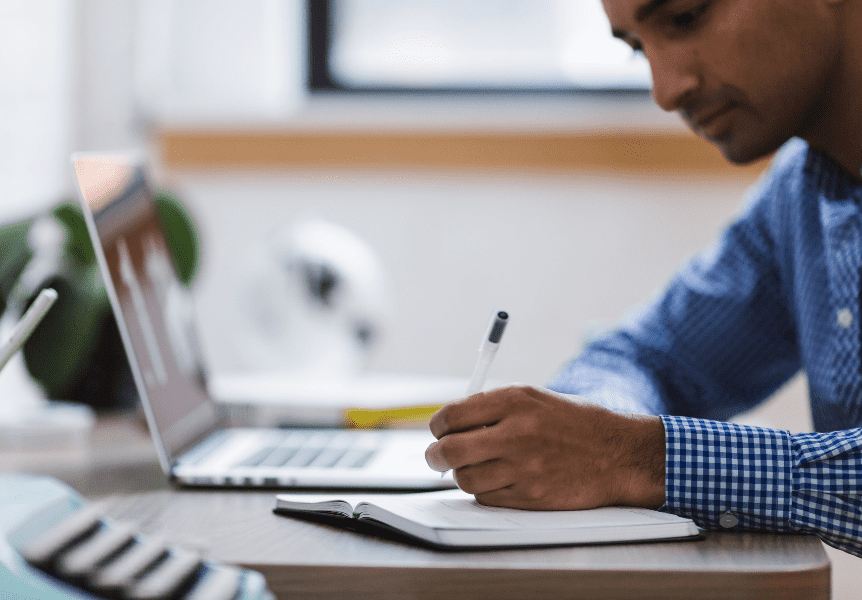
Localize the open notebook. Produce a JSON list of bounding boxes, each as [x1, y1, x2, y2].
[[275, 489, 700, 549]]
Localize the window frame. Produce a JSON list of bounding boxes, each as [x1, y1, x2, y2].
[[306, 0, 652, 95]]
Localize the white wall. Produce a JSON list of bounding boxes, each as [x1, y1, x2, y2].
[[172, 163, 818, 438], [0, 1, 76, 221], [74, 0, 306, 150], [176, 167, 755, 384], [74, 0, 144, 152]]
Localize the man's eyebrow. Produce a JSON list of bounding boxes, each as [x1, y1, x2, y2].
[[611, 0, 672, 40], [635, 0, 672, 23]]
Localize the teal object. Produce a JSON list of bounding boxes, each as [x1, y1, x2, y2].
[[8, 191, 200, 406], [0, 474, 276, 600]]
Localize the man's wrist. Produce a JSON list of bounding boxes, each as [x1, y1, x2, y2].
[[613, 414, 666, 508]]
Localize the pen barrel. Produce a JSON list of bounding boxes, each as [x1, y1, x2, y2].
[[465, 346, 497, 396], [0, 288, 58, 371]]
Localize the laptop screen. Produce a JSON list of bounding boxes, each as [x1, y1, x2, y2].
[[73, 153, 220, 467]]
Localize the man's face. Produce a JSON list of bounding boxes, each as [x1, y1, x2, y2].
[[602, 0, 840, 164]]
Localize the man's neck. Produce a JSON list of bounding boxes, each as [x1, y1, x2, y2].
[[803, 1, 862, 182], [806, 97, 862, 183]]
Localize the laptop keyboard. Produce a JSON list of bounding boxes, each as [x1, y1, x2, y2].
[[233, 431, 378, 470]]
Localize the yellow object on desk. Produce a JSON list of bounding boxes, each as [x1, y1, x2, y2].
[[344, 404, 444, 429]]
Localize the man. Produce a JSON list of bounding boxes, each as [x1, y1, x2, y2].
[[424, 0, 862, 556]]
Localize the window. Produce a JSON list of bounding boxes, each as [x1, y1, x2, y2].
[[310, 0, 651, 92]]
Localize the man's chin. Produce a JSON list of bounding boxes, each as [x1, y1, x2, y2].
[[718, 146, 764, 166], [710, 136, 784, 166]]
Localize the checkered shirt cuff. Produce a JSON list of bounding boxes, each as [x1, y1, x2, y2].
[[660, 416, 862, 556], [661, 416, 794, 532]]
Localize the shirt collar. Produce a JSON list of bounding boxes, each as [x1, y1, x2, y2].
[[805, 146, 862, 203]]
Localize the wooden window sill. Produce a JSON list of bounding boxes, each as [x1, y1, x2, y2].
[[156, 129, 769, 177], [153, 93, 770, 177]]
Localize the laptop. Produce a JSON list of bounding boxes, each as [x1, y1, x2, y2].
[[71, 151, 455, 490]]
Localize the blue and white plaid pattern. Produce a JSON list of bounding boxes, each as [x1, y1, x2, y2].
[[548, 139, 862, 556], [663, 417, 862, 556]]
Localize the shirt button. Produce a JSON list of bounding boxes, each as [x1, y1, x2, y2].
[[837, 308, 853, 329], [719, 511, 739, 528]]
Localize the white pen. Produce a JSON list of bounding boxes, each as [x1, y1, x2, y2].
[[0, 288, 58, 373], [465, 311, 509, 396], [442, 310, 508, 478]]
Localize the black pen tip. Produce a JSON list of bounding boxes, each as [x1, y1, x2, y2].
[[488, 312, 508, 343]]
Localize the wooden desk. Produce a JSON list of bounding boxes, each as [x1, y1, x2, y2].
[[98, 489, 829, 600], [0, 413, 831, 600]]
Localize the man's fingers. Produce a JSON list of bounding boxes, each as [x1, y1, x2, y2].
[[425, 426, 504, 472], [424, 441, 448, 472], [429, 388, 515, 438], [473, 485, 555, 510], [473, 487, 525, 510], [452, 459, 514, 495]]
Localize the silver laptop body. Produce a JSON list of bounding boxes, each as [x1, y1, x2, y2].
[[72, 151, 454, 490]]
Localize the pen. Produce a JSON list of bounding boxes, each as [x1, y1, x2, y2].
[[443, 310, 508, 477], [465, 311, 508, 396], [0, 288, 58, 373]]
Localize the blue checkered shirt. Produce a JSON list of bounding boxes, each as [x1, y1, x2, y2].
[[548, 138, 862, 556]]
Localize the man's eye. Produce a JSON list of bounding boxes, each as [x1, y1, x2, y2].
[[671, 3, 709, 28]]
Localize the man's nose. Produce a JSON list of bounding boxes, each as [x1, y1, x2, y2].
[[649, 47, 700, 112]]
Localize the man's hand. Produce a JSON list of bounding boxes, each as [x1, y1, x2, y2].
[[425, 384, 666, 510]]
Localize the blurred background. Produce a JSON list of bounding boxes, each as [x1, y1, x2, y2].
[[1, 0, 856, 594]]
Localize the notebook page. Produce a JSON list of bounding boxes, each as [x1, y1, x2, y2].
[[361, 489, 688, 531]]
